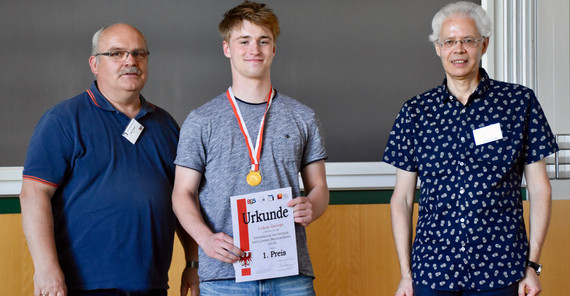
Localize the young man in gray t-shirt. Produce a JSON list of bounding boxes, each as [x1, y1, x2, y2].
[[172, 1, 329, 295]]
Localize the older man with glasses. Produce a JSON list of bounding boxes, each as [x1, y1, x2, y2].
[[20, 23, 186, 296], [383, 2, 557, 296]]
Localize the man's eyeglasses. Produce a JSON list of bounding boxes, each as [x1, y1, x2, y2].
[[436, 38, 485, 49], [94, 50, 150, 61]]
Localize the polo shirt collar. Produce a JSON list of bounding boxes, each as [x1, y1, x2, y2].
[[439, 67, 491, 105], [87, 81, 155, 118]]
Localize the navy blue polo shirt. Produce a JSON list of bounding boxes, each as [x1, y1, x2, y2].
[[383, 68, 558, 291], [23, 82, 179, 290]]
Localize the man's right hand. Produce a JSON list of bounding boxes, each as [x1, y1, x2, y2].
[[201, 232, 243, 263], [34, 265, 67, 296], [394, 275, 413, 296]]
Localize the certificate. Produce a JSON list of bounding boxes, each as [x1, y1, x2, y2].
[[230, 187, 299, 282]]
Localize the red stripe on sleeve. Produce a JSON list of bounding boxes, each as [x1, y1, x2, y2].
[[22, 175, 59, 187]]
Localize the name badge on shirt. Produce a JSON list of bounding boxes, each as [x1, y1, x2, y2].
[[473, 123, 503, 146], [122, 118, 144, 144]]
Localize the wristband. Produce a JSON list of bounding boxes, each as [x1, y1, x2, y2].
[[527, 261, 542, 275], [186, 261, 199, 269]]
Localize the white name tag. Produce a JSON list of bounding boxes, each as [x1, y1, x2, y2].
[[122, 118, 144, 144], [473, 123, 503, 146]]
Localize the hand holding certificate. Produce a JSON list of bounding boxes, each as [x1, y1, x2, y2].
[[230, 187, 299, 282]]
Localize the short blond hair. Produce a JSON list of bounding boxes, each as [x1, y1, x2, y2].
[[219, 1, 280, 43]]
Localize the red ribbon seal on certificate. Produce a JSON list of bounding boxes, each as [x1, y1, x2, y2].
[[226, 86, 275, 186]]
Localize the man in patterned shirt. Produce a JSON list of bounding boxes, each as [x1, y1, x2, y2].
[[383, 2, 558, 296]]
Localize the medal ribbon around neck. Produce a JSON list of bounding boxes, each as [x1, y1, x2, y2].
[[226, 86, 275, 186]]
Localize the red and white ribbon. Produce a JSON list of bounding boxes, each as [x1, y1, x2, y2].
[[226, 86, 275, 172]]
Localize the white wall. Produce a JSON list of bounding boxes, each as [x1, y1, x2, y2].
[[537, 0, 570, 198], [537, 0, 570, 134]]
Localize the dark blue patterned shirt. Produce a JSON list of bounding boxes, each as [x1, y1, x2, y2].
[[383, 68, 558, 291]]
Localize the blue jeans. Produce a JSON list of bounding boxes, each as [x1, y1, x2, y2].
[[200, 275, 315, 296], [68, 289, 166, 296], [413, 283, 518, 296]]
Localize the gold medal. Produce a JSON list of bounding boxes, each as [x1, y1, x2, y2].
[[246, 170, 262, 186]]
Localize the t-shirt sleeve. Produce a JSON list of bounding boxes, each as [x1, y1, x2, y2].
[[382, 102, 418, 172], [23, 110, 74, 187], [174, 112, 208, 173], [523, 90, 559, 164], [302, 111, 328, 167]]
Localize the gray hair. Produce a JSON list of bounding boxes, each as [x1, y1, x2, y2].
[[429, 1, 492, 42], [91, 26, 107, 64]]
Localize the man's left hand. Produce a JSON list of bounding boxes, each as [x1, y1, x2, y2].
[[180, 265, 199, 296], [288, 196, 314, 227], [518, 267, 541, 296]]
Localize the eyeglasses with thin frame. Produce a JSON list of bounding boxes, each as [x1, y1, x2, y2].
[[94, 50, 150, 61], [436, 38, 485, 49]]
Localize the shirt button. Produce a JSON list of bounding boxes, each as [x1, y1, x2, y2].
[[460, 109, 466, 114], [460, 218, 465, 223]]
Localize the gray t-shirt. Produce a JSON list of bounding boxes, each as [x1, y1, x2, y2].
[[175, 91, 327, 282]]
